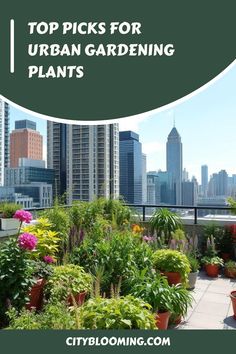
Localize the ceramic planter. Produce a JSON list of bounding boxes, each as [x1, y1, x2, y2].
[[163, 271, 181, 285], [67, 291, 86, 306], [230, 291, 236, 319], [155, 311, 170, 330], [26, 278, 45, 311], [205, 264, 219, 277], [1, 218, 20, 231], [187, 271, 199, 290]]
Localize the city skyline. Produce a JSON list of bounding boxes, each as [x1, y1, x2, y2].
[[9, 62, 236, 182]]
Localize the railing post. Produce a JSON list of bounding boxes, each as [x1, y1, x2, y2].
[[194, 207, 197, 225], [142, 206, 145, 222]]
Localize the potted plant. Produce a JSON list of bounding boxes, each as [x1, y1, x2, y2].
[[230, 291, 236, 320], [0, 203, 23, 231], [153, 249, 191, 286], [150, 208, 182, 243], [26, 258, 54, 311], [186, 255, 200, 290], [46, 264, 92, 305], [77, 295, 156, 329], [224, 261, 236, 279], [169, 284, 193, 325], [130, 273, 173, 329], [201, 256, 224, 277]]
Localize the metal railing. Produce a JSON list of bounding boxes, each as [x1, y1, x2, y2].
[[25, 203, 235, 225]]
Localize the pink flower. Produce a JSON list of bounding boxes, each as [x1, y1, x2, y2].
[[43, 255, 55, 264], [14, 210, 33, 224], [18, 233, 37, 251], [142, 235, 155, 243]]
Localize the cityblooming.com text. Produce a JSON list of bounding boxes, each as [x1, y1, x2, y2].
[[66, 336, 171, 347]]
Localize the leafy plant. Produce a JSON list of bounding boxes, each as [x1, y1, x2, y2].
[[0, 238, 35, 325], [0, 203, 22, 218], [7, 302, 77, 330], [186, 255, 200, 273], [129, 272, 174, 313], [77, 295, 156, 329], [30, 260, 54, 280], [23, 221, 60, 260], [170, 284, 193, 320], [153, 249, 191, 285], [46, 264, 92, 303], [201, 256, 224, 266], [225, 260, 236, 270], [150, 208, 182, 243]]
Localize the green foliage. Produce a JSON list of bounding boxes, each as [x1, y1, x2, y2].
[[0, 203, 22, 218], [0, 238, 35, 324], [23, 219, 60, 259], [201, 256, 224, 266], [186, 255, 200, 273], [7, 303, 76, 330], [225, 260, 236, 270], [46, 264, 92, 303], [171, 228, 186, 241], [129, 272, 174, 313], [170, 284, 193, 319], [71, 232, 153, 295], [30, 260, 54, 280], [78, 295, 156, 329], [150, 208, 182, 243], [153, 249, 191, 285]]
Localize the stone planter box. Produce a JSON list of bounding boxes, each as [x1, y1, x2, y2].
[[1, 218, 20, 231]]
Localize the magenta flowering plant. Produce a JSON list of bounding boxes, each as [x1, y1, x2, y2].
[[142, 235, 155, 243], [18, 233, 38, 251], [14, 210, 33, 224], [43, 255, 55, 264]]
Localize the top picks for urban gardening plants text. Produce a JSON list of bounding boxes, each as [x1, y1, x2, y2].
[[26, 21, 176, 79]]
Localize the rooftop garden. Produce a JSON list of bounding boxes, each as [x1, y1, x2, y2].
[[0, 199, 236, 329]]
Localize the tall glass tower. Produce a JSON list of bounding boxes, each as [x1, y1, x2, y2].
[[166, 126, 183, 205]]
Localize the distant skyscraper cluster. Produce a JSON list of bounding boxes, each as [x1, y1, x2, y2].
[[1, 99, 236, 211]]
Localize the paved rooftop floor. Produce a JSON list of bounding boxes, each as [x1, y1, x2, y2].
[[178, 272, 236, 330]]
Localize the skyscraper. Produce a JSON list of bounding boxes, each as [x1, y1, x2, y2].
[[201, 165, 208, 197], [119, 131, 142, 204], [10, 119, 43, 167], [166, 126, 183, 205], [0, 99, 9, 186], [47, 122, 119, 203], [142, 154, 147, 204]]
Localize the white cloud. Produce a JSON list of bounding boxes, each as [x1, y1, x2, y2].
[[142, 141, 165, 155], [118, 113, 151, 133]]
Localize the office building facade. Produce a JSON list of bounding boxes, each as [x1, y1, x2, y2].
[[47, 122, 119, 203], [0, 99, 10, 186]]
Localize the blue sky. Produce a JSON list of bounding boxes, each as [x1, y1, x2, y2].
[[10, 62, 236, 182]]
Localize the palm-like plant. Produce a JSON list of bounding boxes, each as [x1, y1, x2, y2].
[[150, 208, 182, 243]]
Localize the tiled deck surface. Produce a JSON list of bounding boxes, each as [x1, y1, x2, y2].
[[178, 272, 236, 330]]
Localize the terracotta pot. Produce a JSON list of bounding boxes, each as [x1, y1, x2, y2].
[[205, 264, 219, 277], [163, 271, 181, 285], [155, 311, 170, 330], [26, 278, 45, 311], [67, 291, 86, 306], [225, 268, 236, 279], [230, 291, 236, 319], [221, 253, 231, 262]]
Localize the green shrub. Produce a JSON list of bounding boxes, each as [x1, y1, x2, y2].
[[0, 203, 22, 218], [169, 284, 193, 322], [46, 264, 92, 303], [7, 303, 76, 330], [201, 256, 224, 266], [78, 296, 156, 329], [153, 249, 191, 285], [187, 255, 200, 273]]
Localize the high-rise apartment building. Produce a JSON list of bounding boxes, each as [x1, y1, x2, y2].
[[166, 126, 183, 205], [119, 131, 143, 204], [201, 165, 208, 197], [47, 122, 119, 203], [142, 154, 147, 204], [0, 99, 10, 186], [10, 119, 43, 167]]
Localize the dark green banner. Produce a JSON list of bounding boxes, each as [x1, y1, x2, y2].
[[0, 0, 235, 120], [0, 330, 235, 353]]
